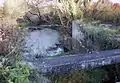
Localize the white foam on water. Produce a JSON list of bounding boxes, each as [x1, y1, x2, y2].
[[24, 28, 60, 56]]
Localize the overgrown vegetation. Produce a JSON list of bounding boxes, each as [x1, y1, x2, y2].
[[79, 22, 120, 51], [0, 0, 120, 83], [0, 63, 30, 83], [50, 68, 107, 83], [0, 13, 30, 83], [49, 63, 120, 83], [86, 0, 120, 25]]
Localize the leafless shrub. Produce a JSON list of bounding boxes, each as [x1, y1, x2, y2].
[[25, 0, 91, 35], [86, 0, 120, 24], [0, 17, 27, 66], [24, 0, 92, 52]]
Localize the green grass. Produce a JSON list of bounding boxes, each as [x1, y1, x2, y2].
[[49, 68, 107, 83], [80, 23, 120, 50]]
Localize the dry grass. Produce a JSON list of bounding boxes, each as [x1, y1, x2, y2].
[[0, 2, 27, 55], [87, 0, 120, 24], [26, 0, 91, 25], [0, 17, 27, 67], [0, 3, 29, 82]]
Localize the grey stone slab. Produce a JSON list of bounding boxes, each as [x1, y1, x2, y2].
[[25, 49, 120, 74]]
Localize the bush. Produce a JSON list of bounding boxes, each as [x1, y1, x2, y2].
[[86, 0, 120, 25], [81, 23, 120, 50], [0, 63, 30, 83], [50, 69, 107, 83], [0, 16, 30, 83]]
